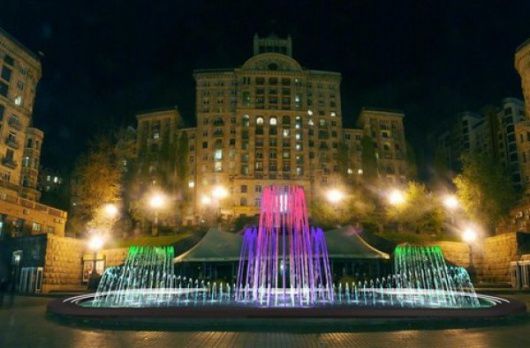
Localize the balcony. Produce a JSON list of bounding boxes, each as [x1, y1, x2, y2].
[[2, 157, 17, 169], [5, 137, 19, 149]]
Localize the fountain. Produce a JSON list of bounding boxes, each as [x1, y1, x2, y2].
[[48, 185, 525, 325], [236, 186, 334, 306]]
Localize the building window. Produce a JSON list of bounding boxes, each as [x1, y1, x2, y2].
[[202, 142, 208, 149], [0, 82, 8, 97], [270, 117, 277, 126], [32, 222, 41, 233], [242, 114, 250, 127], [1, 67, 12, 82], [255, 185, 262, 193], [240, 197, 247, 206], [4, 55, 14, 65], [241, 185, 247, 193]]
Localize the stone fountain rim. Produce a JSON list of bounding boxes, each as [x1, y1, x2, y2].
[[47, 293, 526, 322]]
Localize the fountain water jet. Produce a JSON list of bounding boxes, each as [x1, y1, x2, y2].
[[235, 186, 333, 306]]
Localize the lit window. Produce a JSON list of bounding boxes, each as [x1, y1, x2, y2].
[[330, 112, 336, 117], [256, 117, 264, 125], [214, 149, 223, 160], [308, 119, 314, 126], [14, 96, 22, 106], [214, 161, 222, 172], [307, 110, 313, 116], [269, 117, 277, 126], [283, 129, 290, 137]]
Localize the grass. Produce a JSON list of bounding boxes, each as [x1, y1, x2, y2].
[[108, 232, 193, 248]]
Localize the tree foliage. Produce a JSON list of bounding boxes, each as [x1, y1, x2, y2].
[[386, 181, 445, 234], [310, 189, 375, 229], [70, 136, 121, 235], [454, 153, 517, 232]]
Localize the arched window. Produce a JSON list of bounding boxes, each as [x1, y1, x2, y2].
[[269, 117, 277, 126], [282, 116, 290, 125], [214, 139, 223, 149], [256, 116, 264, 125], [242, 114, 250, 127]]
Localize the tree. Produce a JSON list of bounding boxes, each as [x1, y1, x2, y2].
[[454, 153, 517, 232], [386, 181, 445, 234], [310, 189, 376, 229], [361, 135, 378, 182], [70, 136, 121, 236]]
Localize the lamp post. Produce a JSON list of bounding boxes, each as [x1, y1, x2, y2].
[[87, 234, 104, 288], [462, 226, 478, 279], [211, 185, 228, 221], [149, 193, 166, 236]]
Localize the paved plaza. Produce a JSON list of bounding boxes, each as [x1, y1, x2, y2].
[[1, 295, 530, 347]]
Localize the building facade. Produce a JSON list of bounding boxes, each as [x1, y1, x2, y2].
[[135, 34, 408, 221], [435, 98, 526, 190], [0, 28, 66, 238]]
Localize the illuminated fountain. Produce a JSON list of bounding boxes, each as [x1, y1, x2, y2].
[[235, 186, 334, 306], [50, 185, 524, 323]]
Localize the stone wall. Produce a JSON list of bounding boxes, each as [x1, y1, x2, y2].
[[101, 248, 128, 268], [42, 234, 85, 293], [426, 241, 470, 268], [426, 233, 524, 284], [477, 233, 519, 284]]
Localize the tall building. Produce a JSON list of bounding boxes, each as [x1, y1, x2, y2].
[[357, 108, 407, 183], [434, 98, 526, 189], [0, 28, 66, 237], [136, 34, 409, 222], [515, 39, 530, 117]]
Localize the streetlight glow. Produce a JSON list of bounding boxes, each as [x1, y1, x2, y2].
[[149, 193, 166, 209], [388, 189, 405, 206], [103, 203, 118, 218], [443, 195, 459, 210], [211, 185, 228, 200], [88, 235, 104, 251], [462, 227, 478, 243], [200, 195, 212, 206], [326, 188, 344, 204]]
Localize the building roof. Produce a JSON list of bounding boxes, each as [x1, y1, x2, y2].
[[174, 228, 242, 262], [173, 225, 390, 263], [0, 27, 40, 62], [136, 106, 179, 119], [325, 226, 390, 259]]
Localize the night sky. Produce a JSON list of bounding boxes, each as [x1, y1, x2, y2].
[[1, 0, 530, 176]]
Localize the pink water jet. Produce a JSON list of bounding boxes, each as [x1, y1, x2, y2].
[[236, 186, 334, 305]]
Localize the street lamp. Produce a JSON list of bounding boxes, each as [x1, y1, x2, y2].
[[149, 192, 166, 236], [387, 189, 405, 206], [211, 185, 228, 200], [461, 226, 478, 279], [462, 227, 478, 243], [103, 203, 119, 218], [87, 234, 105, 286], [442, 195, 459, 210], [325, 188, 344, 204]]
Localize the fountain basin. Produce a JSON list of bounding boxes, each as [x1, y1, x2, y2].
[[47, 294, 526, 330]]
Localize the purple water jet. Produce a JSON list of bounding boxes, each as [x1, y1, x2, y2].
[[236, 186, 334, 305]]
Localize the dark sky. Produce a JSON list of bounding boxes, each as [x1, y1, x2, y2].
[[1, 0, 530, 175]]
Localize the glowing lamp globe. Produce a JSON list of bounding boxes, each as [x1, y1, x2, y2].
[[149, 194, 165, 209], [88, 235, 104, 251], [462, 228, 477, 243], [443, 195, 459, 210], [388, 189, 405, 206], [326, 189, 344, 204]]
